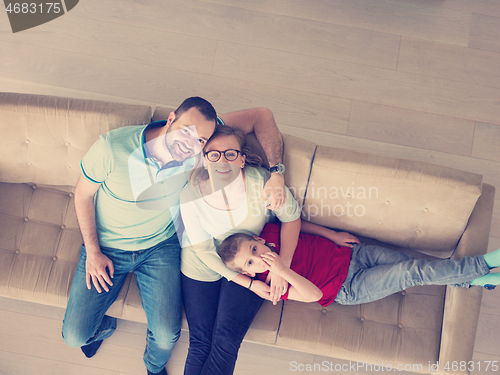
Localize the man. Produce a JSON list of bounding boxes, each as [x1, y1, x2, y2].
[[61, 97, 286, 375]]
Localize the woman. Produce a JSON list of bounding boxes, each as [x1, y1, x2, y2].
[[179, 126, 301, 375]]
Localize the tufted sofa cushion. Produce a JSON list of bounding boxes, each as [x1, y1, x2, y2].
[[0, 92, 152, 186], [303, 146, 483, 258]]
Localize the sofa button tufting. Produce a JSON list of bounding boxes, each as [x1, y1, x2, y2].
[[27, 162, 32, 166], [24, 217, 29, 222], [25, 139, 31, 144], [68, 192, 74, 198], [322, 308, 327, 314], [32, 184, 37, 189], [360, 316, 365, 322], [15, 249, 20, 254], [398, 323, 403, 329], [423, 208, 429, 212], [65, 141, 70, 146], [66, 165, 71, 169], [52, 256, 58, 261], [416, 230, 421, 234], [378, 221, 383, 224], [60, 225, 66, 230], [401, 291, 406, 296], [385, 200, 390, 205]]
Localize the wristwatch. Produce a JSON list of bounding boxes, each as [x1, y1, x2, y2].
[[269, 163, 285, 175]]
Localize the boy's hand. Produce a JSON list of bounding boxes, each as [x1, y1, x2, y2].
[[262, 252, 290, 305], [250, 280, 271, 301], [330, 232, 360, 248], [261, 251, 287, 275]]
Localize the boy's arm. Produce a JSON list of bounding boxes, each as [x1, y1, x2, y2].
[[219, 108, 285, 210], [261, 252, 322, 303], [267, 217, 301, 304], [300, 220, 360, 248]]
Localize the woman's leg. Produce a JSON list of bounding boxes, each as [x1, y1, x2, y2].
[[335, 243, 490, 305], [181, 274, 222, 375], [200, 278, 263, 375]]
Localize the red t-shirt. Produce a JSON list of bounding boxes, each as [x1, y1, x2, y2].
[[257, 222, 352, 307]]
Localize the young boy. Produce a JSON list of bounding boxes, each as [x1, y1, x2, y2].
[[218, 221, 500, 306]]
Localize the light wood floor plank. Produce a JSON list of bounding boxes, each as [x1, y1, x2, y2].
[[398, 37, 500, 89], [472, 122, 500, 162], [196, 0, 471, 46], [348, 101, 475, 156], [473, 312, 500, 357], [67, 0, 401, 70], [213, 41, 500, 125], [469, 14, 500, 53], [0, 12, 216, 76]]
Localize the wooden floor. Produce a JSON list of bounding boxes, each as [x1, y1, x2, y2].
[[1, 0, 500, 374]]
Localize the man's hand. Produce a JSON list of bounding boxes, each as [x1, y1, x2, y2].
[[85, 250, 114, 293], [262, 173, 286, 210], [330, 232, 361, 248], [250, 279, 271, 301]]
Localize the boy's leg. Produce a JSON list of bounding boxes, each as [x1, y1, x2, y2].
[[62, 245, 130, 349], [181, 274, 222, 375], [200, 278, 263, 375], [133, 236, 182, 374], [336, 244, 490, 305]]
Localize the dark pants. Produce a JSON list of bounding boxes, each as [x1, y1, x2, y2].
[[181, 274, 263, 375]]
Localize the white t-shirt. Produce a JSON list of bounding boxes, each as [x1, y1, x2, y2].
[[179, 167, 301, 281]]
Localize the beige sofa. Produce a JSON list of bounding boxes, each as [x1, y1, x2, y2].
[[0, 92, 495, 374]]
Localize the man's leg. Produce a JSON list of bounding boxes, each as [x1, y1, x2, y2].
[[200, 278, 263, 375], [181, 274, 221, 375], [62, 245, 130, 351], [336, 244, 490, 305], [134, 236, 182, 374]]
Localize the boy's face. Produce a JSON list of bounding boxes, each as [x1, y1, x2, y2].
[[232, 236, 273, 277]]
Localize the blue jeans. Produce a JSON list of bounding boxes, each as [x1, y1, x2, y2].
[[334, 243, 490, 305], [62, 236, 182, 373], [181, 274, 263, 375]]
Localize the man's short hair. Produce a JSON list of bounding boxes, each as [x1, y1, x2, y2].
[[174, 97, 217, 122], [218, 232, 254, 272]]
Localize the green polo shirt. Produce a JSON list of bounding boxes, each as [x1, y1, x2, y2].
[[81, 121, 196, 250]]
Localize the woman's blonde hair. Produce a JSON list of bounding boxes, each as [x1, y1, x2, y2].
[[188, 126, 262, 185]]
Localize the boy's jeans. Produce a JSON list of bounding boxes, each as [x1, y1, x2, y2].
[[62, 236, 182, 373], [334, 243, 490, 305]]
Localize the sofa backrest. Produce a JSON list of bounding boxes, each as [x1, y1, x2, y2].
[[303, 146, 483, 256], [0, 92, 152, 186]]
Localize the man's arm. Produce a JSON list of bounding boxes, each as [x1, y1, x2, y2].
[[74, 175, 114, 293], [219, 108, 286, 209]]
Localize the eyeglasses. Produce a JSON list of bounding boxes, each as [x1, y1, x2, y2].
[[204, 149, 241, 162]]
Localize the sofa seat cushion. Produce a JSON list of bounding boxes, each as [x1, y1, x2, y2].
[[0, 182, 130, 315], [277, 285, 445, 369]]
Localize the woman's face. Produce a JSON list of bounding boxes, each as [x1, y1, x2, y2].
[[204, 135, 246, 182]]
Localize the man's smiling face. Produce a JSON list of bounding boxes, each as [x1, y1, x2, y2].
[[165, 107, 216, 162]]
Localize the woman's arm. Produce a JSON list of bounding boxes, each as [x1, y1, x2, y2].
[[300, 220, 360, 248]]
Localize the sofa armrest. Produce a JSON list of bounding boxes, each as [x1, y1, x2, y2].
[[437, 183, 495, 375]]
